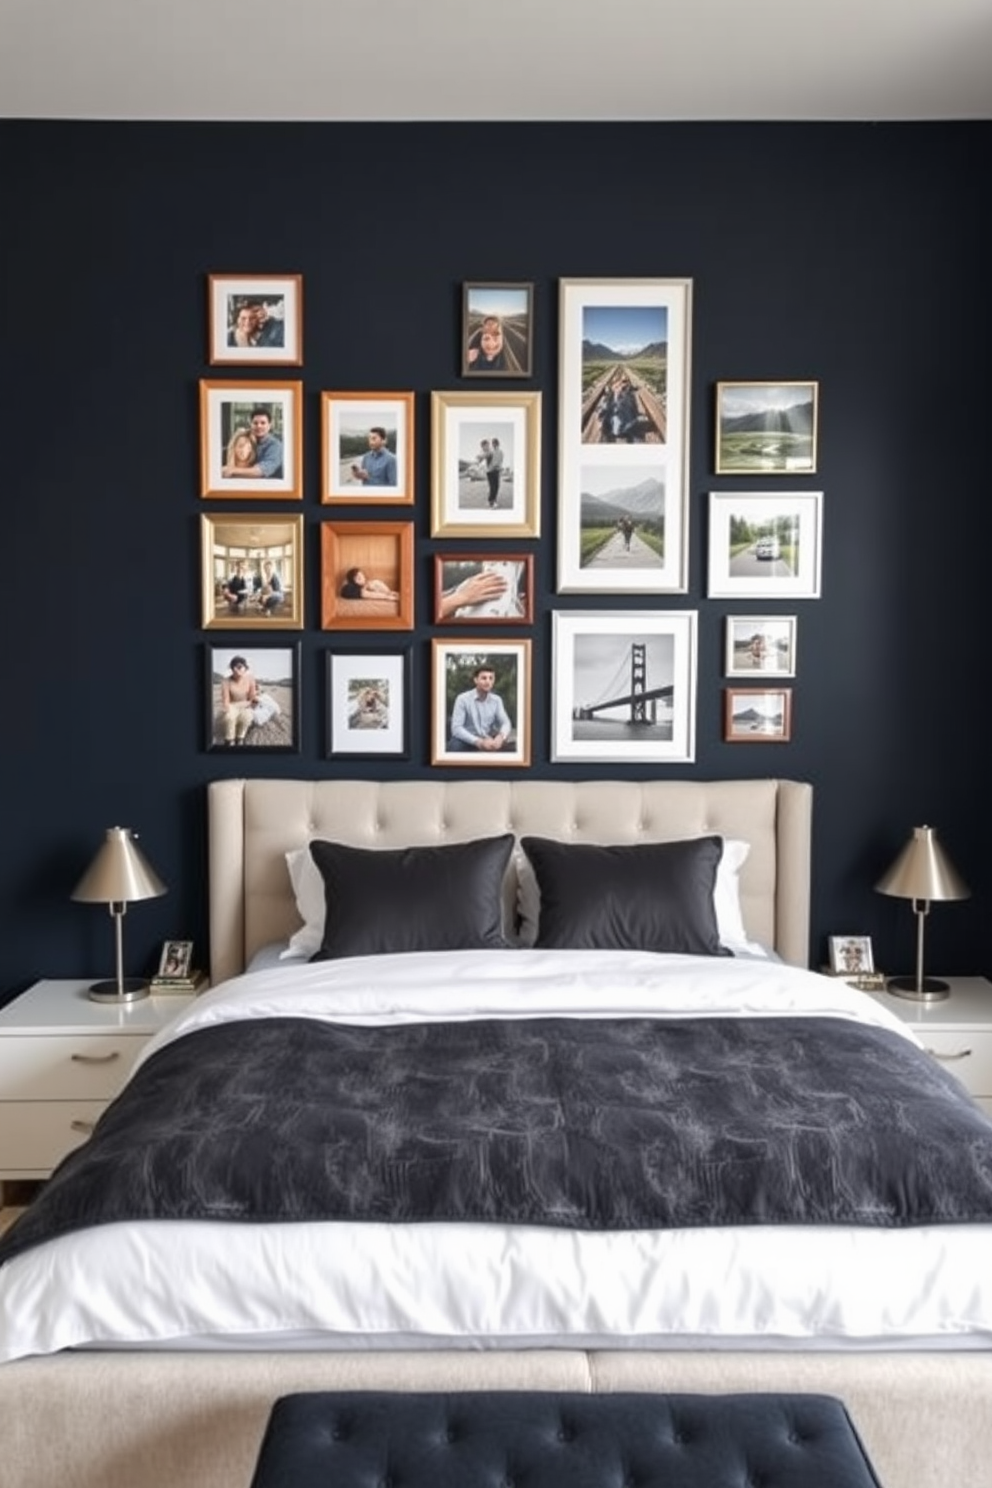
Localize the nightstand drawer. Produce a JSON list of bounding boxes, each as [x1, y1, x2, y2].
[[0, 1100, 106, 1170], [919, 1031, 992, 1097], [0, 1035, 144, 1100]]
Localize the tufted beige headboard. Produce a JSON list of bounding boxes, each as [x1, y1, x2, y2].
[[207, 777, 812, 984]]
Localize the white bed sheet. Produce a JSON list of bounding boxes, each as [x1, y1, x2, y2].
[[3, 948, 992, 1363]]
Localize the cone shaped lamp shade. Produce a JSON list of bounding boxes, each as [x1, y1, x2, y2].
[[71, 827, 167, 1003], [875, 825, 969, 1001]]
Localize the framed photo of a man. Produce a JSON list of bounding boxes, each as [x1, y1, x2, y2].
[[715, 380, 818, 474], [320, 391, 415, 504], [430, 391, 541, 537], [326, 648, 412, 759], [431, 639, 532, 768], [724, 615, 797, 678], [201, 513, 304, 630], [207, 274, 303, 366], [461, 282, 534, 378], [551, 610, 697, 764], [205, 643, 301, 753], [320, 520, 415, 631], [200, 380, 303, 499], [433, 554, 534, 625]]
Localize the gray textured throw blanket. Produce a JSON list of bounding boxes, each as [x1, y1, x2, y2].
[[4, 1012, 992, 1267]]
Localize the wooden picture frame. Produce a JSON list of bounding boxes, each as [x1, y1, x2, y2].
[[557, 278, 691, 594], [723, 686, 793, 743], [431, 638, 532, 767], [707, 491, 823, 599], [205, 643, 301, 753], [715, 380, 819, 474], [432, 553, 534, 625], [461, 282, 534, 378], [724, 615, 797, 678], [320, 391, 415, 504], [320, 520, 414, 631], [325, 647, 412, 759], [430, 391, 541, 537], [199, 379, 303, 499], [207, 274, 303, 366], [551, 609, 698, 764], [200, 514, 303, 630]]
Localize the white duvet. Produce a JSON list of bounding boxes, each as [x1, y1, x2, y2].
[[3, 948, 992, 1363]]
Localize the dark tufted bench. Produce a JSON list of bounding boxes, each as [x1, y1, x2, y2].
[[249, 1390, 883, 1488]]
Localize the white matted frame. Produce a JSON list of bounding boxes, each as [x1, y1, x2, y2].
[[430, 391, 541, 537], [207, 274, 303, 366], [325, 648, 412, 759], [320, 391, 415, 505], [707, 491, 823, 599], [715, 380, 818, 475], [551, 609, 697, 764], [431, 637, 532, 767], [557, 278, 691, 594], [829, 935, 875, 975], [724, 615, 797, 678], [200, 379, 303, 499]]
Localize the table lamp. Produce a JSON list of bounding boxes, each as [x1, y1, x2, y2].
[[71, 827, 168, 1003], [874, 824, 969, 1001]]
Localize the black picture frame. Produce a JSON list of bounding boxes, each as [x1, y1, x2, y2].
[[205, 642, 301, 753]]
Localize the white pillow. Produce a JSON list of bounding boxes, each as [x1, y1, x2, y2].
[[516, 836, 752, 951], [281, 846, 325, 959]]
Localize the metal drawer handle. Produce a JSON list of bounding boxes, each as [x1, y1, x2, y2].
[[926, 1047, 972, 1062], [70, 1119, 96, 1135], [70, 1051, 121, 1065]]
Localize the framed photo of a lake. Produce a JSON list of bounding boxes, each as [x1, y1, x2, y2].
[[724, 686, 793, 743], [200, 379, 303, 499], [320, 391, 415, 504], [461, 282, 534, 378], [707, 491, 823, 599], [715, 381, 818, 474], [551, 609, 697, 764], [557, 279, 691, 594], [430, 391, 541, 537]]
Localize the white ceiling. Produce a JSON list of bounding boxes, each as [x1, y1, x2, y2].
[[2, 0, 990, 122]]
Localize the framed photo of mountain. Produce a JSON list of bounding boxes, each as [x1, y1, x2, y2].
[[557, 279, 692, 593], [715, 380, 819, 474]]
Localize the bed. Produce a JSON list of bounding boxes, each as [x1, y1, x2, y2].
[[2, 776, 992, 1488]]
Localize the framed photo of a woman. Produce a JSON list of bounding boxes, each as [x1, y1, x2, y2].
[[200, 380, 303, 499], [557, 279, 691, 594], [201, 513, 304, 630], [320, 391, 415, 504], [461, 282, 534, 378], [205, 643, 301, 753], [431, 638, 532, 768], [320, 520, 415, 631], [326, 648, 412, 759], [433, 554, 534, 625], [430, 391, 541, 538], [207, 274, 303, 366]]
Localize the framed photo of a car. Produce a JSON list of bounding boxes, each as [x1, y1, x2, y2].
[[715, 380, 818, 474], [723, 686, 793, 743], [707, 491, 822, 599]]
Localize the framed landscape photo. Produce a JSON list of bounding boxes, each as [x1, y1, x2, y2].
[[320, 520, 414, 631], [433, 553, 534, 625], [707, 491, 823, 599], [200, 379, 303, 499], [557, 278, 691, 594], [724, 686, 793, 743], [724, 615, 797, 678], [828, 935, 875, 977], [715, 380, 818, 474], [461, 282, 534, 378], [430, 390, 541, 537], [205, 643, 301, 753], [201, 513, 303, 630], [551, 609, 697, 764], [326, 648, 412, 759], [207, 274, 303, 366], [320, 391, 415, 504], [431, 638, 532, 768]]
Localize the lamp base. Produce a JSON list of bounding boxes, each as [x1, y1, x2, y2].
[[886, 974, 950, 1002], [87, 977, 151, 1004]]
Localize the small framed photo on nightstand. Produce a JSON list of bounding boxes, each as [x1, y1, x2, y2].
[[156, 940, 193, 980], [828, 935, 874, 977]]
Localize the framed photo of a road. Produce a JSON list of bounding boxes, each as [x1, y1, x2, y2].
[[707, 491, 823, 599], [715, 381, 818, 474], [430, 391, 541, 538], [551, 609, 698, 764], [461, 282, 534, 378], [557, 279, 691, 594], [320, 391, 415, 504]]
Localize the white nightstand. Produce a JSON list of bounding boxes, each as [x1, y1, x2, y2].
[[0, 978, 196, 1190], [866, 976, 992, 1116]]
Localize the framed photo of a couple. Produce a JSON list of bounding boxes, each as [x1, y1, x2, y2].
[[430, 391, 541, 538], [200, 513, 304, 630], [207, 274, 303, 367], [461, 282, 533, 378], [320, 391, 415, 505], [557, 278, 692, 595], [200, 380, 303, 499], [431, 638, 532, 768]]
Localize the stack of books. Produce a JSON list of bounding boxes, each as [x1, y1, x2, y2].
[[150, 968, 208, 995]]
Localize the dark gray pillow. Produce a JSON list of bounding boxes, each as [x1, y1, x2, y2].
[[519, 835, 730, 956], [309, 835, 514, 960]]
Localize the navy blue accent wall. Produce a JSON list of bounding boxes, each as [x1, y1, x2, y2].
[[3, 120, 990, 988]]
